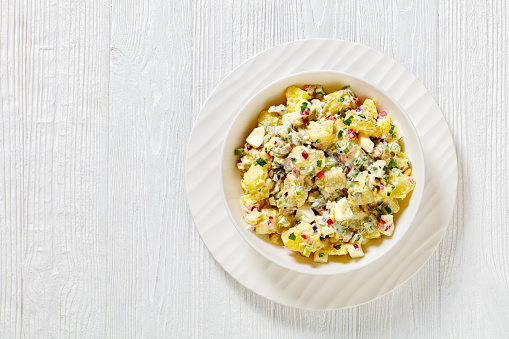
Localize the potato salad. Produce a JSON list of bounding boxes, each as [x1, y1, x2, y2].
[[234, 84, 416, 263]]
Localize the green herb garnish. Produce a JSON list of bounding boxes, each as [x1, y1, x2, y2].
[[317, 160, 322, 167], [334, 244, 342, 250], [389, 124, 395, 134], [289, 232, 296, 240], [338, 130, 344, 138], [344, 116, 353, 126], [339, 97, 345, 103], [300, 102, 308, 112], [319, 253, 324, 258], [233, 148, 245, 156], [388, 159, 397, 169], [384, 206, 392, 214], [256, 158, 267, 166]]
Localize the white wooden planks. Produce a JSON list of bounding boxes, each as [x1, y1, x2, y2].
[[0, 0, 110, 337], [0, 0, 507, 337], [108, 0, 193, 337]]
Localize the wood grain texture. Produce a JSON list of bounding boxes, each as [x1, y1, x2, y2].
[[0, 0, 110, 337], [0, 0, 507, 337]]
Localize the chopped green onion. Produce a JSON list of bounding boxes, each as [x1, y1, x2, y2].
[[318, 253, 324, 258], [388, 159, 397, 169], [339, 97, 345, 103], [303, 246, 312, 257], [383, 174, 390, 182], [317, 160, 322, 167], [338, 130, 344, 138], [300, 102, 308, 112], [291, 157, 296, 162], [234, 148, 246, 156], [256, 158, 267, 166], [353, 158, 364, 167], [334, 244, 342, 250], [389, 124, 395, 134], [289, 232, 296, 240], [344, 116, 353, 126], [347, 169, 359, 179], [358, 114, 366, 119], [384, 206, 392, 214], [296, 185, 304, 196]]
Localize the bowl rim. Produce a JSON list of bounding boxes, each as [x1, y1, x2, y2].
[[220, 69, 425, 275]]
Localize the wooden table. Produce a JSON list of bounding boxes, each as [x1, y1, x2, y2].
[[1, 1, 507, 337]]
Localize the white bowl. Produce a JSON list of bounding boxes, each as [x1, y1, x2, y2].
[[220, 70, 425, 275]]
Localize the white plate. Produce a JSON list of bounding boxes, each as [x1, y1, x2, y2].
[[186, 39, 457, 310]]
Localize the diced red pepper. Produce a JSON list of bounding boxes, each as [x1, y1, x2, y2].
[[379, 110, 387, 117], [327, 219, 333, 225], [304, 85, 310, 90], [301, 234, 308, 240], [268, 216, 274, 221], [355, 97, 360, 105], [301, 150, 309, 159], [316, 170, 324, 179], [302, 117, 309, 125], [325, 115, 333, 120], [353, 244, 359, 249], [348, 129, 356, 139], [409, 177, 416, 185]]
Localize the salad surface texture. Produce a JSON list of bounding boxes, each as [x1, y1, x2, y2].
[[234, 84, 416, 263]]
